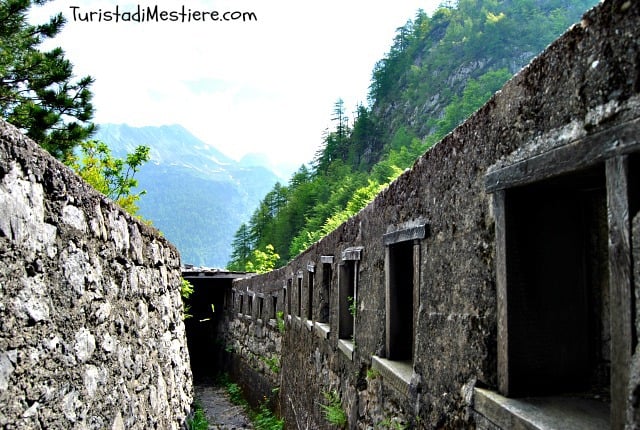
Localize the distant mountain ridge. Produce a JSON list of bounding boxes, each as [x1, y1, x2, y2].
[[94, 123, 279, 267]]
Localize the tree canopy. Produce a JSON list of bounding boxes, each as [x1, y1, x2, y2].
[[0, 0, 95, 159], [1, 1, 153, 218], [65, 140, 151, 216]]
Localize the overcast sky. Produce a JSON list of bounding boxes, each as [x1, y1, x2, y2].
[[32, 0, 441, 171]]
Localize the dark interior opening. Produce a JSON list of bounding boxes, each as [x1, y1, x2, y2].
[[387, 240, 415, 361], [628, 154, 639, 352], [339, 261, 355, 340], [319, 263, 332, 323], [287, 279, 292, 315], [307, 271, 315, 321], [297, 277, 302, 317], [183, 277, 232, 382], [504, 164, 610, 397], [272, 296, 278, 320]]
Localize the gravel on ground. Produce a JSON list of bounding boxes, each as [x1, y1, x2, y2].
[[194, 384, 253, 430]]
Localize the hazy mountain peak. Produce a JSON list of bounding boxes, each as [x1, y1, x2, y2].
[[93, 123, 280, 268], [96, 123, 235, 167]]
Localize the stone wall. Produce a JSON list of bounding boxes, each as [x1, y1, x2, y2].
[[0, 120, 192, 429], [224, 269, 285, 410], [228, 0, 640, 429]]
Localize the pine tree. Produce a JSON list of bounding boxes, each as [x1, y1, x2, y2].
[[0, 0, 95, 159], [227, 223, 253, 271]]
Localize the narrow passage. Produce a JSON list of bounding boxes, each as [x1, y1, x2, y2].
[[194, 383, 253, 429]]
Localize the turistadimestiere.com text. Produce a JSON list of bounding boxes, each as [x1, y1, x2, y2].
[[69, 5, 258, 23]]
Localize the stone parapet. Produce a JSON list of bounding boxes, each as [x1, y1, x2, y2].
[[0, 120, 192, 429]]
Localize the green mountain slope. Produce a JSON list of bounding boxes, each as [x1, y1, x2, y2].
[[370, 0, 598, 143], [228, 0, 599, 271], [94, 124, 279, 267]]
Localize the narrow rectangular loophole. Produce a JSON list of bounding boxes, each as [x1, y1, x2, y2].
[[286, 279, 292, 316], [386, 240, 415, 361], [272, 295, 278, 320], [319, 262, 332, 323], [339, 261, 356, 340], [297, 276, 302, 317], [258, 297, 264, 320], [307, 270, 315, 321]]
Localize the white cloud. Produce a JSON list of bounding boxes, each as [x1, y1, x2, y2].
[[31, 0, 441, 167]]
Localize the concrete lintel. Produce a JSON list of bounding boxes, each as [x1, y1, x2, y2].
[[383, 224, 428, 246], [307, 262, 316, 272], [320, 255, 334, 264], [485, 117, 640, 193], [182, 269, 249, 280], [371, 356, 412, 398], [342, 247, 364, 261], [472, 388, 610, 430]]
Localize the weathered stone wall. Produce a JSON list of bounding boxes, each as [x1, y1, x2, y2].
[[0, 120, 192, 429], [224, 269, 285, 409], [228, 1, 640, 429]]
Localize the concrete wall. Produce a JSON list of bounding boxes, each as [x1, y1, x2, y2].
[[228, 0, 640, 429], [0, 120, 192, 429]]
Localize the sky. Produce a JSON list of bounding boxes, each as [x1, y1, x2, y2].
[[31, 0, 442, 174]]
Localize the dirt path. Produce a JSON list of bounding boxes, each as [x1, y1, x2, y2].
[[194, 384, 253, 429]]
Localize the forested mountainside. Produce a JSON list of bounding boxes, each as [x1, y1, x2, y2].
[[227, 0, 599, 271], [94, 124, 279, 267]]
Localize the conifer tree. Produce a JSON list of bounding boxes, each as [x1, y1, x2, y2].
[[0, 0, 95, 159], [227, 223, 254, 271]]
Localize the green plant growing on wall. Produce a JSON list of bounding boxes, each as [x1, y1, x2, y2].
[[276, 311, 286, 333], [260, 355, 280, 374], [347, 296, 356, 317], [366, 367, 380, 380], [320, 390, 347, 428], [181, 278, 194, 319]]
